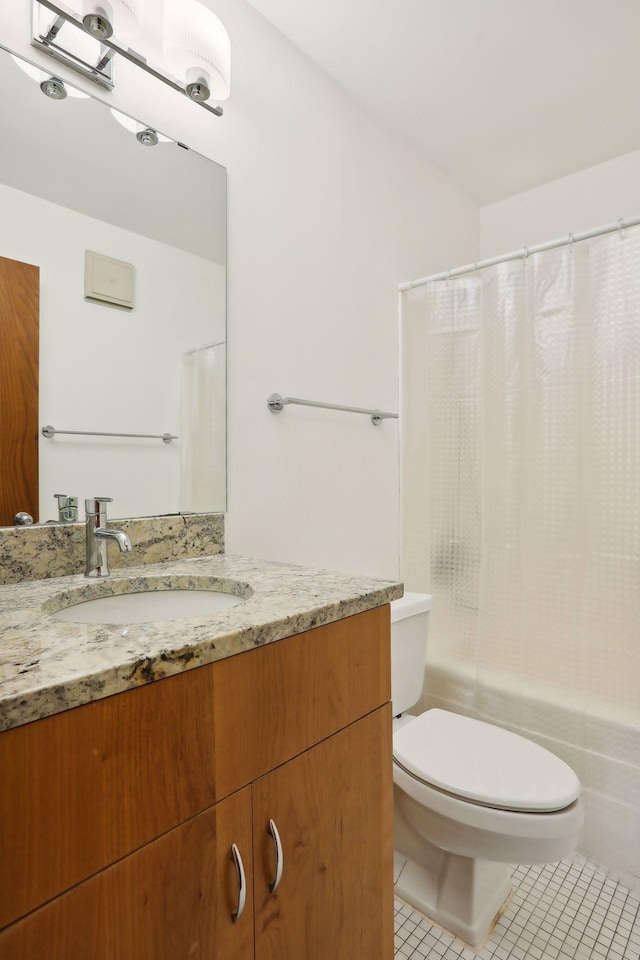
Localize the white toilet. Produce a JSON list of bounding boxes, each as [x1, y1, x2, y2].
[[391, 593, 583, 947]]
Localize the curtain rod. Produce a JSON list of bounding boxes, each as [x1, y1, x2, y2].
[[399, 214, 640, 292]]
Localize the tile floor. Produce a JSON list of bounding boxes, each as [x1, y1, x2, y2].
[[394, 854, 640, 960]]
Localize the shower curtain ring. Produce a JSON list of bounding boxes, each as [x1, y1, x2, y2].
[[522, 246, 529, 265], [617, 218, 625, 240], [568, 233, 574, 254], [445, 268, 451, 284]]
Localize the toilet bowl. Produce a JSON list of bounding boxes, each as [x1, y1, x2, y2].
[[391, 594, 583, 946]]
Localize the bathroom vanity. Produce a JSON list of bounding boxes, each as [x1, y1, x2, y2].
[[0, 554, 401, 959]]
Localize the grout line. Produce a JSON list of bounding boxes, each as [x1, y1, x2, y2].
[[394, 853, 640, 960]]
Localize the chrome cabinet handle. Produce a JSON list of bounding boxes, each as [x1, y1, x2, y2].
[[267, 818, 284, 893], [229, 843, 246, 923]]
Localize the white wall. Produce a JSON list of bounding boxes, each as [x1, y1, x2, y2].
[[481, 146, 640, 257], [0, 182, 223, 520], [0, 0, 478, 578]]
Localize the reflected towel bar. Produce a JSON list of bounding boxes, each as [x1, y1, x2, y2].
[[267, 393, 399, 426], [42, 425, 178, 443]]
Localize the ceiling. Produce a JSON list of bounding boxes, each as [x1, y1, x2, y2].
[[246, 0, 640, 205]]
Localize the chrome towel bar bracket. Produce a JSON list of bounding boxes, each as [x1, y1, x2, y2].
[[267, 393, 399, 426]]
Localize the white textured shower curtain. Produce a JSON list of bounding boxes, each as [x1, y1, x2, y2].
[[401, 230, 640, 883], [180, 342, 227, 512]]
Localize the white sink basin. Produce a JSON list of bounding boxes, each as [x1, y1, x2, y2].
[[47, 577, 250, 625]]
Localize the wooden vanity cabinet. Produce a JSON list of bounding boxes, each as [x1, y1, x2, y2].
[[0, 789, 255, 960], [253, 706, 393, 960], [0, 605, 393, 960]]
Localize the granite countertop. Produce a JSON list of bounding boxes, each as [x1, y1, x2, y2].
[[0, 554, 402, 733]]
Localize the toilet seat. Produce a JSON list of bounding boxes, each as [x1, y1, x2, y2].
[[393, 709, 581, 813], [393, 756, 583, 860]]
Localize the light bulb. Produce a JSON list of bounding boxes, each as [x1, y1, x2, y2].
[[163, 0, 230, 102], [82, 0, 144, 39], [40, 77, 68, 99]]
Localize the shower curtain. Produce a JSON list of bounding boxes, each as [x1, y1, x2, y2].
[[180, 342, 227, 513], [401, 229, 640, 885]]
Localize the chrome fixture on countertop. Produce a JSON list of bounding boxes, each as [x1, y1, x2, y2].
[[85, 497, 132, 578], [54, 493, 78, 523]]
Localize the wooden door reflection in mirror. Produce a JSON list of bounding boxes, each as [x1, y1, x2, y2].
[[0, 256, 39, 525]]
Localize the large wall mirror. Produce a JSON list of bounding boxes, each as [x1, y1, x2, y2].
[[0, 46, 226, 525]]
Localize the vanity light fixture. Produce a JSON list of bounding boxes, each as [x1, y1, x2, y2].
[[30, 0, 230, 116], [110, 108, 172, 145], [137, 127, 158, 145], [40, 75, 67, 98], [11, 53, 90, 99], [81, 12, 113, 40], [31, 0, 116, 86], [163, 0, 230, 103], [82, 0, 144, 41]]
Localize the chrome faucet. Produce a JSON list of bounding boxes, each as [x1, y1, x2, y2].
[[85, 497, 132, 578], [54, 493, 78, 523]]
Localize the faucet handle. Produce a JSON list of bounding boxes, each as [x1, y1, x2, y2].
[[85, 497, 113, 516], [54, 494, 78, 523]]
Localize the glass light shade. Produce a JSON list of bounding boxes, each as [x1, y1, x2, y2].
[[82, 0, 144, 39], [110, 109, 172, 142], [163, 0, 230, 101], [11, 54, 90, 99]]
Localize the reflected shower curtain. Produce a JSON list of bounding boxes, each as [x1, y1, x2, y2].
[[180, 342, 226, 512], [401, 230, 640, 874]]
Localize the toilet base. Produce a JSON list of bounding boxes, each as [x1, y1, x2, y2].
[[394, 850, 512, 947]]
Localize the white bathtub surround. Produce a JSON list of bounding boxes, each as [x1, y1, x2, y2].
[[401, 224, 640, 891], [395, 852, 640, 960]]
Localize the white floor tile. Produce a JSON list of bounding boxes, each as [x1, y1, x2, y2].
[[394, 853, 640, 960]]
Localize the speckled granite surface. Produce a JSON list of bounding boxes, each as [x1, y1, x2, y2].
[[0, 554, 402, 732], [0, 513, 224, 585]]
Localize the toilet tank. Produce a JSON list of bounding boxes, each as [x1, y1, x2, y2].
[[390, 592, 433, 715]]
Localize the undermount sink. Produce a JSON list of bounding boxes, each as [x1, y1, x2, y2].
[[45, 575, 252, 625]]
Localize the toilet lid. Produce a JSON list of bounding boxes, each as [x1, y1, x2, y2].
[[393, 709, 581, 812]]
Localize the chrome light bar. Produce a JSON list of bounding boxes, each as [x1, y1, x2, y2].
[[31, 0, 224, 115]]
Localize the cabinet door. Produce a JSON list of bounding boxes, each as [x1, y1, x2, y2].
[[0, 255, 39, 525], [0, 788, 254, 960], [253, 705, 394, 960]]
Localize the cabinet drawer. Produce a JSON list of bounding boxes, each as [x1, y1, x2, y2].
[[0, 789, 254, 960], [211, 605, 390, 799]]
